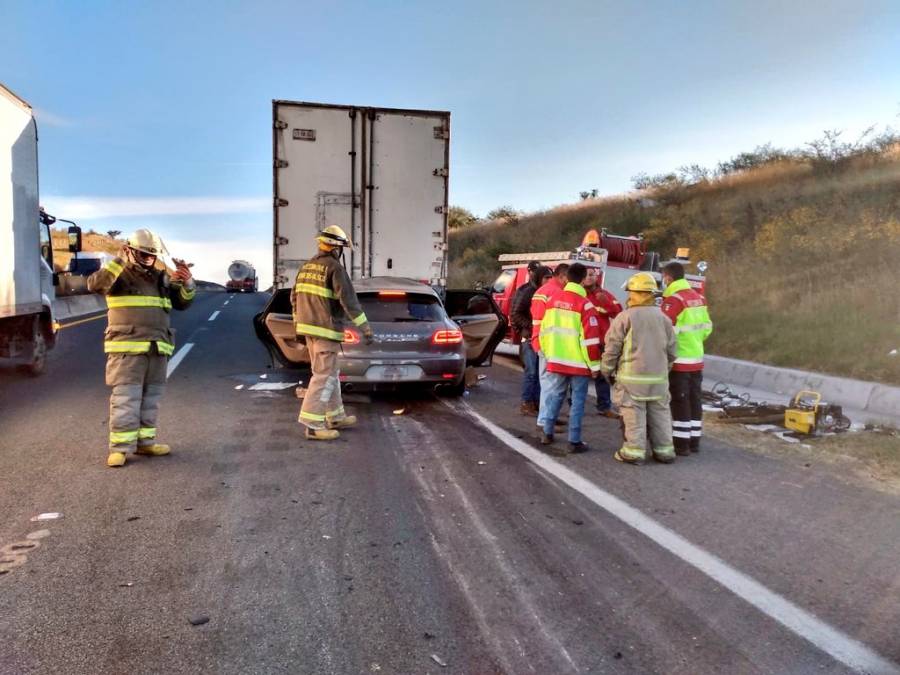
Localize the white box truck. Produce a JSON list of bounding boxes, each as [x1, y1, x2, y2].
[[271, 100, 450, 288], [0, 84, 60, 375], [255, 100, 507, 382]]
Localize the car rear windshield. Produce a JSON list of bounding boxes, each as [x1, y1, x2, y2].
[[359, 292, 447, 322]]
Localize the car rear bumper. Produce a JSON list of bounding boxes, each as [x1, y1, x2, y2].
[[338, 352, 465, 384]]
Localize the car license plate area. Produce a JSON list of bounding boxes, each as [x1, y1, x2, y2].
[[365, 364, 425, 381]]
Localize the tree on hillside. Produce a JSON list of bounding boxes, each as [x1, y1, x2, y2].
[[448, 205, 478, 230], [486, 206, 521, 226], [579, 189, 599, 200], [106, 230, 122, 239]]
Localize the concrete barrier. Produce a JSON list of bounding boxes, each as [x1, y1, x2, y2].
[[53, 294, 107, 322], [704, 355, 899, 427]]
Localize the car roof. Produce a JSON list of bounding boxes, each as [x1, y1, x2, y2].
[[354, 276, 439, 297]]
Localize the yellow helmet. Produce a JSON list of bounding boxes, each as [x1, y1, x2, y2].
[[625, 272, 658, 293], [317, 225, 352, 248], [126, 228, 165, 256]]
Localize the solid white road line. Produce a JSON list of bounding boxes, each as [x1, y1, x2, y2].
[[166, 343, 194, 378], [454, 401, 900, 675], [208, 311, 220, 321]]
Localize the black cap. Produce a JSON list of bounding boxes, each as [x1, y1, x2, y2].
[[527, 260, 541, 272]]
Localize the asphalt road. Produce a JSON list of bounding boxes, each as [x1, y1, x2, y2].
[[1, 291, 899, 675]]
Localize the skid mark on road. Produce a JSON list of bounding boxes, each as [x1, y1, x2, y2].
[[388, 414, 580, 674], [452, 401, 900, 675]]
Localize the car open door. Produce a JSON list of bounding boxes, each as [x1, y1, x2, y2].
[[253, 288, 310, 367], [444, 290, 508, 367]]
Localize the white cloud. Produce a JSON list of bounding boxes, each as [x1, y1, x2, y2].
[[42, 195, 269, 219], [32, 107, 77, 128]]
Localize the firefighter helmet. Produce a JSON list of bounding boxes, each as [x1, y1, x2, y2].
[[317, 225, 352, 248], [625, 272, 658, 293], [126, 228, 165, 256]]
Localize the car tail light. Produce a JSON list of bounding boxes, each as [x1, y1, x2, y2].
[[431, 329, 463, 345], [343, 328, 360, 344], [441, 373, 456, 379], [378, 291, 406, 297]]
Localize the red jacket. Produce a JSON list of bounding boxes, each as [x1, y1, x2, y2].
[[541, 282, 603, 377], [587, 288, 622, 344], [660, 283, 710, 372], [529, 278, 564, 352]]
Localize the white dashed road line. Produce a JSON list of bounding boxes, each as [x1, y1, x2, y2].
[[166, 342, 194, 378], [208, 311, 220, 322], [453, 401, 900, 675]]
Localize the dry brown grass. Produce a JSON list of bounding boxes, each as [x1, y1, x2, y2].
[[451, 150, 900, 384]]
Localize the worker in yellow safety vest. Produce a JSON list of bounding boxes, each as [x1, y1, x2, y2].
[[87, 229, 195, 467], [292, 225, 373, 441]]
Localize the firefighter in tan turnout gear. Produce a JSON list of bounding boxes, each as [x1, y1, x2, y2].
[[600, 272, 678, 465], [292, 225, 373, 441], [87, 229, 195, 467]]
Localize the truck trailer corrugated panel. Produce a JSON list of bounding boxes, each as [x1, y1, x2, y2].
[[272, 101, 449, 289], [0, 84, 42, 319]]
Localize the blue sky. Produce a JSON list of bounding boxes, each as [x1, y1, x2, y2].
[[4, 0, 900, 284]]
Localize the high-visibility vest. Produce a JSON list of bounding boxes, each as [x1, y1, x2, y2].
[[661, 278, 712, 371], [539, 282, 602, 376]]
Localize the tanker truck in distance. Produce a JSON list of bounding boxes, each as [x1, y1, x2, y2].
[[226, 260, 258, 293]]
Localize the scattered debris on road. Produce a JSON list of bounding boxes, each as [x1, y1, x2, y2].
[[393, 407, 406, 415], [126, 516, 140, 522], [30, 512, 61, 522], [430, 653, 448, 667], [188, 615, 210, 626]]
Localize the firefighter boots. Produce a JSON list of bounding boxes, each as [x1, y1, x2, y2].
[[136, 443, 171, 456], [326, 415, 358, 430], [107, 452, 127, 468], [306, 428, 340, 441]]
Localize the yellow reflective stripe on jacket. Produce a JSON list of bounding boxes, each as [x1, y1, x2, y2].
[[179, 285, 195, 301], [352, 313, 368, 326], [295, 322, 344, 341], [104, 340, 175, 355], [104, 260, 124, 278], [107, 295, 173, 309], [110, 430, 139, 443], [617, 372, 668, 384], [295, 283, 336, 299]]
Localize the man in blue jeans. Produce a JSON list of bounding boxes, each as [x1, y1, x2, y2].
[[538, 263, 603, 456], [510, 263, 550, 416]]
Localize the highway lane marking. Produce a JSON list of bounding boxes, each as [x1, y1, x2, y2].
[[453, 401, 900, 675], [166, 343, 194, 378], [208, 310, 221, 322], [57, 313, 106, 329]]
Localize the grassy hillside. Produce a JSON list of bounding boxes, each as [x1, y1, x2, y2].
[[51, 229, 124, 271], [450, 138, 900, 385]]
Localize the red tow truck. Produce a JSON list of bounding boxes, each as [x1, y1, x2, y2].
[[490, 229, 707, 342]]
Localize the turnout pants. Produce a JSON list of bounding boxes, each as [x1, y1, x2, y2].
[[612, 385, 675, 462], [670, 370, 704, 452], [299, 337, 347, 430], [106, 352, 168, 452]]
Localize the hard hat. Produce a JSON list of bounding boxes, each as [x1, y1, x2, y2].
[[625, 272, 658, 293], [581, 229, 601, 247], [126, 228, 165, 256], [317, 225, 352, 247]]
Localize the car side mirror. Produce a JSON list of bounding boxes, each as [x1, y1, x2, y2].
[[68, 225, 82, 253]]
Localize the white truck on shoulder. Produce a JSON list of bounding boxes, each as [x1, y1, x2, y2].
[[0, 84, 66, 375], [270, 100, 450, 288]]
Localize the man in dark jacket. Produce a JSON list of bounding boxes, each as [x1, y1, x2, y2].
[[510, 262, 549, 416]]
